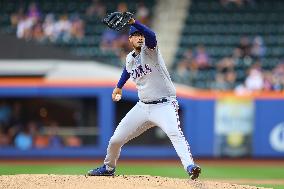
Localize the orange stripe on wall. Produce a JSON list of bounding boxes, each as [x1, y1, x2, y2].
[[0, 78, 283, 99]]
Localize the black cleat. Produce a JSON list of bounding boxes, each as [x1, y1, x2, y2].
[[87, 164, 115, 176], [187, 164, 201, 180]]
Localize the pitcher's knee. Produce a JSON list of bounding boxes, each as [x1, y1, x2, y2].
[[167, 131, 184, 141], [109, 136, 124, 147]]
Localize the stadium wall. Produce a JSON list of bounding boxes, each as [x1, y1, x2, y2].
[[0, 79, 283, 159]]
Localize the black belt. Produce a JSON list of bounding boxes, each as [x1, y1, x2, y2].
[[142, 98, 168, 104]]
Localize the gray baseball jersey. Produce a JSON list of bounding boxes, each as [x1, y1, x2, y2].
[[99, 21, 198, 178], [104, 44, 195, 172], [125, 45, 176, 102]]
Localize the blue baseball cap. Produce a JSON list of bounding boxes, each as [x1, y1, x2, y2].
[[129, 26, 142, 36]]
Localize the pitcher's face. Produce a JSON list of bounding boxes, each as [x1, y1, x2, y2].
[[129, 32, 144, 50]]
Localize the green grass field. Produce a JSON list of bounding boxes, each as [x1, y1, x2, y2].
[[0, 163, 283, 189]]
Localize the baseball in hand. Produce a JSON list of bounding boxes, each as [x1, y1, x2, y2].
[[115, 94, 121, 101]]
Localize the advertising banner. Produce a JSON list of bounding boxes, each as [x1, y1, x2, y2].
[[253, 100, 284, 157], [215, 97, 254, 157]]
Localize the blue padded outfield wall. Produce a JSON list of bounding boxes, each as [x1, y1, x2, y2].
[[253, 100, 284, 157], [0, 85, 283, 158]]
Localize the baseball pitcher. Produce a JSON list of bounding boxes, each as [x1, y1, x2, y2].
[[88, 12, 201, 180]]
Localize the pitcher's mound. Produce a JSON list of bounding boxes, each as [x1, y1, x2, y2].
[[0, 174, 270, 189]]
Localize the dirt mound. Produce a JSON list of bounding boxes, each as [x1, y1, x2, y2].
[[0, 175, 271, 189]]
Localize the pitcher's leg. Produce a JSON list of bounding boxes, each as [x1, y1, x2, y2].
[[150, 102, 194, 170], [104, 103, 148, 168]]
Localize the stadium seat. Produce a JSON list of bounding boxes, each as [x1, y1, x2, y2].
[[173, 0, 284, 88], [0, 0, 155, 68]]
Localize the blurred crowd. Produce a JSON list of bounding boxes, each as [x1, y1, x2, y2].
[[96, 1, 152, 65], [220, 0, 256, 7], [7, 1, 283, 92], [174, 35, 284, 92], [9, 1, 151, 65], [173, 0, 283, 92], [0, 101, 82, 150], [10, 2, 85, 43]]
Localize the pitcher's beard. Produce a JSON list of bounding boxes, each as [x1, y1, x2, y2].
[[135, 46, 141, 51]]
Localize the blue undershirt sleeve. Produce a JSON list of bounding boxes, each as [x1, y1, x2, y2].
[[132, 21, 157, 49], [117, 67, 130, 89]]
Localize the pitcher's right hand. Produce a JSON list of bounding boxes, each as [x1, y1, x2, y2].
[[112, 87, 122, 102]]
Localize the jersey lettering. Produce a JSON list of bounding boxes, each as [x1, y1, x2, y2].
[[145, 64, 152, 73], [131, 64, 152, 79]]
